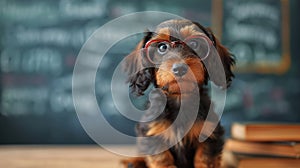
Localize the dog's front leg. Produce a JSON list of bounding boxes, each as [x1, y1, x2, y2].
[[194, 125, 224, 168], [146, 150, 176, 168], [136, 128, 176, 168], [136, 123, 177, 168], [194, 144, 221, 168]]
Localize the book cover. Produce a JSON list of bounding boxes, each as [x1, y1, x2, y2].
[[225, 139, 300, 158], [222, 150, 300, 168], [231, 122, 300, 141]]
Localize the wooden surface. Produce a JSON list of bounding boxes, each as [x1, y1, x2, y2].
[[0, 145, 133, 168]]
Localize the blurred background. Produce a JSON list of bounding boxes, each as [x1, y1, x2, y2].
[[0, 0, 299, 144]]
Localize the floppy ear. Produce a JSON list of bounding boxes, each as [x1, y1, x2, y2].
[[192, 22, 235, 88], [123, 32, 155, 96], [208, 29, 235, 88], [199, 27, 235, 88]]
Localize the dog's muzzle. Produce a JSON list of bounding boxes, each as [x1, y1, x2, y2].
[[172, 63, 188, 77]]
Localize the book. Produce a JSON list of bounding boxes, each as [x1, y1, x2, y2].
[[224, 139, 300, 158], [231, 122, 300, 141], [238, 158, 300, 168], [222, 151, 300, 168]]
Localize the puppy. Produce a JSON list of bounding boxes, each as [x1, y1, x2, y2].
[[122, 19, 235, 168]]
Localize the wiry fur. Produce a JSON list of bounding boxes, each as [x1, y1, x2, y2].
[[122, 19, 235, 168]]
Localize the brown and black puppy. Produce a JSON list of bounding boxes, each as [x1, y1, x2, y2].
[[122, 19, 235, 168]]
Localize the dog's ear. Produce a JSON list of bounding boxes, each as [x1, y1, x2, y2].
[[208, 28, 235, 88], [194, 25, 235, 88], [192, 22, 235, 88], [123, 31, 155, 96]]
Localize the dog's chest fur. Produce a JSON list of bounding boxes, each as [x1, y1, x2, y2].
[[137, 89, 212, 166]]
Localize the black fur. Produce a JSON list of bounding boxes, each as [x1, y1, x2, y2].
[[123, 19, 234, 168]]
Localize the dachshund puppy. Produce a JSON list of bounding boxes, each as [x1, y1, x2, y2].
[[122, 19, 235, 168]]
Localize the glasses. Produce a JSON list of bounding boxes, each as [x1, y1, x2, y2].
[[144, 35, 212, 65]]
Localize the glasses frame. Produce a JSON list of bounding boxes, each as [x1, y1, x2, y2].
[[144, 35, 213, 65]]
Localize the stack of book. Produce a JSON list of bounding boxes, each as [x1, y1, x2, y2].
[[223, 123, 300, 168]]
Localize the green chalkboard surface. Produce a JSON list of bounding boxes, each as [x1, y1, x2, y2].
[[217, 0, 290, 74], [0, 0, 214, 144], [0, 0, 299, 145]]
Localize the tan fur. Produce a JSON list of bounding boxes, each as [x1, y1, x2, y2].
[[186, 122, 204, 141], [194, 145, 222, 168], [180, 25, 204, 39], [122, 19, 231, 168], [152, 28, 170, 41], [146, 151, 176, 168], [146, 121, 171, 136], [156, 57, 205, 95], [194, 144, 206, 168]]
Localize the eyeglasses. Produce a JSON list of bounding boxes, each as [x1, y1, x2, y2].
[[144, 35, 213, 65]]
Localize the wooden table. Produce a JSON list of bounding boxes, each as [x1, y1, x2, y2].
[[0, 145, 237, 168], [0, 145, 133, 168]]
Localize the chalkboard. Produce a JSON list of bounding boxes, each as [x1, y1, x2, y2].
[[214, 0, 290, 74], [1, 0, 298, 144], [0, 0, 109, 144], [0, 0, 214, 144], [0, 0, 106, 116]]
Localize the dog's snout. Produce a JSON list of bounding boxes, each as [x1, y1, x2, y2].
[[172, 63, 188, 77]]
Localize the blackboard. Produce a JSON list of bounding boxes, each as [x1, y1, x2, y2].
[[0, 0, 109, 144], [0, 0, 298, 144], [0, 0, 214, 144], [214, 0, 290, 74]]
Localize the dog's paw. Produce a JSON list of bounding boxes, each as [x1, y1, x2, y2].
[[121, 158, 147, 168], [147, 88, 167, 116], [149, 88, 167, 106]]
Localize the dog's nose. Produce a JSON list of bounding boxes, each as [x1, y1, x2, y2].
[[172, 63, 188, 77]]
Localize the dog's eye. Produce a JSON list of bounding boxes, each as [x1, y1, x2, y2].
[[186, 37, 210, 60], [157, 42, 169, 55], [187, 40, 199, 50]]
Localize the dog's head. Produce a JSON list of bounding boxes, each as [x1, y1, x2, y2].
[[124, 19, 235, 96]]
